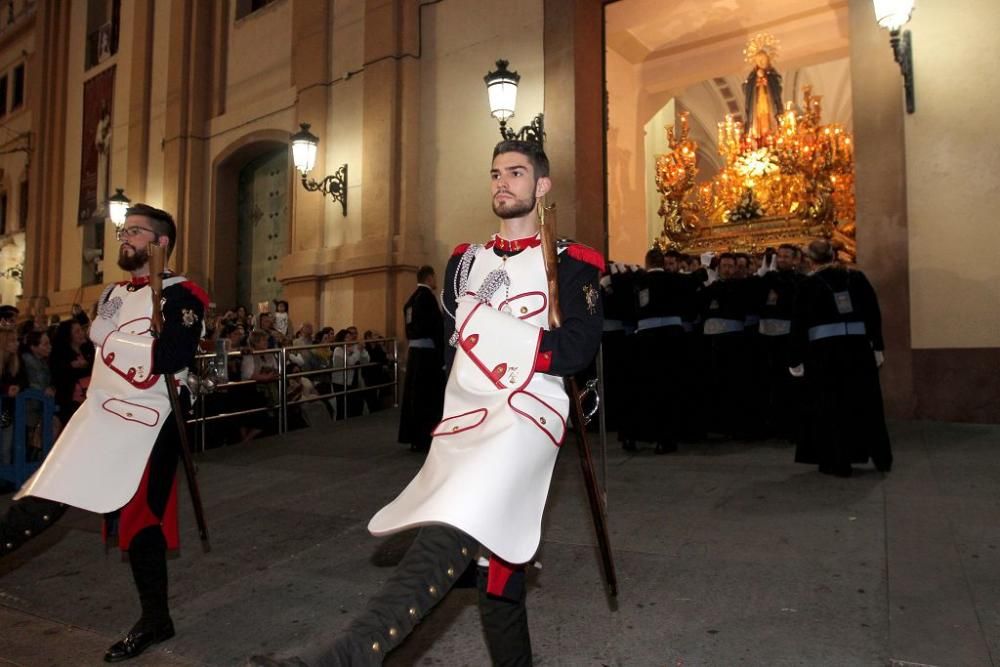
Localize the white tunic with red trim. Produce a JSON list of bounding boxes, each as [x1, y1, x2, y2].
[[369, 243, 568, 564], [16, 277, 193, 514]]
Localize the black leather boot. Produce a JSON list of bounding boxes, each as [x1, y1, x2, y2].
[[105, 527, 174, 662]]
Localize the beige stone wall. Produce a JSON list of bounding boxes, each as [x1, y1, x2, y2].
[[606, 46, 646, 265], [417, 0, 544, 274], [903, 0, 1000, 349]]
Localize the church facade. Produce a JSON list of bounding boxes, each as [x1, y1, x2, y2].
[[3, 0, 997, 422]]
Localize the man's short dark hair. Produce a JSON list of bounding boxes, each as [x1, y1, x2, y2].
[[492, 140, 550, 179], [719, 252, 736, 264], [734, 253, 750, 265], [645, 247, 665, 268], [665, 250, 683, 262], [416, 265, 435, 283], [778, 243, 798, 253], [125, 203, 177, 256], [806, 239, 835, 264]]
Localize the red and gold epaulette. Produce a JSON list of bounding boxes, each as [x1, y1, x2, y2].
[[452, 243, 471, 257], [179, 281, 211, 308], [563, 243, 605, 273]]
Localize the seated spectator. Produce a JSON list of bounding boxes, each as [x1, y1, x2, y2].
[[19, 330, 55, 457], [362, 330, 394, 413], [50, 319, 95, 423], [238, 330, 279, 442], [0, 305, 18, 330], [289, 323, 320, 370], [235, 305, 252, 330], [311, 327, 335, 369], [256, 312, 281, 348], [331, 328, 369, 420], [0, 329, 25, 465]]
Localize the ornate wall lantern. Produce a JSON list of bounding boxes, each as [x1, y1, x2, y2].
[[484, 60, 544, 146], [290, 123, 348, 216], [872, 0, 915, 113], [108, 188, 131, 228]]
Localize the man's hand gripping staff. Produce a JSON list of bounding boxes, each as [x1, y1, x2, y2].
[[148, 243, 211, 552]]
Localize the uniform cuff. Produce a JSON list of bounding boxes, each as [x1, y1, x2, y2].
[[534, 350, 552, 373]]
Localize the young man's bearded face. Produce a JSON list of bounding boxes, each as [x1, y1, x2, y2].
[[117, 214, 163, 271], [117, 243, 150, 271], [490, 152, 548, 220]]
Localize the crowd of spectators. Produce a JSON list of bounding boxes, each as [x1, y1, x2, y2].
[[196, 301, 397, 446], [0, 304, 94, 479], [0, 297, 398, 466]]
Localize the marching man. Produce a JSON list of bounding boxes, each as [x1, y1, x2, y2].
[[254, 140, 604, 666], [0, 204, 207, 662]]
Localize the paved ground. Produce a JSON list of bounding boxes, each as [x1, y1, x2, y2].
[[0, 410, 997, 666]]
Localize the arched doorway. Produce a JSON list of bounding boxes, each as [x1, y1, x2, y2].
[[211, 132, 290, 313], [236, 148, 289, 310]]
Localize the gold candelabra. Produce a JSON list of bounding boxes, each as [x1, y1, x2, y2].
[[655, 85, 857, 259]]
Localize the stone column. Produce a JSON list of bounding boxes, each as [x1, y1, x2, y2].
[[161, 0, 214, 285], [544, 0, 606, 253], [22, 1, 71, 313], [282, 0, 333, 328]]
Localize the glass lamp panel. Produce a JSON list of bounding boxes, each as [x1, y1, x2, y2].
[[488, 80, 518, 122], [872, 0, 914, 30], [109, 200, 129, 227], [292, 140, 317, 174]]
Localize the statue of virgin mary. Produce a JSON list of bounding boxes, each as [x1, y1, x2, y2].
[[742, 33, 783, 140]]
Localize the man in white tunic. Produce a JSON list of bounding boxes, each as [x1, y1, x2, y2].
[[254, 141, 603, 667], [1, 204, 208, 662]]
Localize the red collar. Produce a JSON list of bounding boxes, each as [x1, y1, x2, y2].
[[486, 234, 541, 253], [130, 276, 150, 287]]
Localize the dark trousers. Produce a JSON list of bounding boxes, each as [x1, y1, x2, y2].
[[128, 526, 171, 629], [295, 526, 532, 666]]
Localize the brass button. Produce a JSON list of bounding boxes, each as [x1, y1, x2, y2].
[[409, 607, 418, 617], [452, 425, 459, 432], [428, 585, 438, 595], [371, 641, 381, 652], [447, 566, 455, 577], [24, 530, 31, 536], [42, 515, 50, 521], [539, 417, 547, 425], [520, 306, 528, 314], [126, 412, 133, 417], [461, 547, 469, 557], [389, 628, 398, 639]]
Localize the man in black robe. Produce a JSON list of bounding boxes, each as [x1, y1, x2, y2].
[[599, 261, 634, 441], [621, 248, 689, 453], [397, 265, 446, 453], [700, 253, 750, 438], [757, 244, 805, 440], [788, 240, 892, 476]]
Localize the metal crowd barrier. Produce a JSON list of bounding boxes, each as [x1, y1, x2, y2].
[[185, 338, 399, 452], [0, 389, 58, 487]]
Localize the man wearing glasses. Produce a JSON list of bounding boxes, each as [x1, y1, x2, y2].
[[2, 204, 209, 662]]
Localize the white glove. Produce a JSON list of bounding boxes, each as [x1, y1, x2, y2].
[[874, 350, 885, 368], [700, 252, 715, 267], [788, 364, 805, 377]]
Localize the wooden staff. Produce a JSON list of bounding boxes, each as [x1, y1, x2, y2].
[[538, 202, 618, 598], [148, 244, 211, 552]]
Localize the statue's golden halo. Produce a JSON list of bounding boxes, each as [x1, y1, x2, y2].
[[743, 32, 780, 63]]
